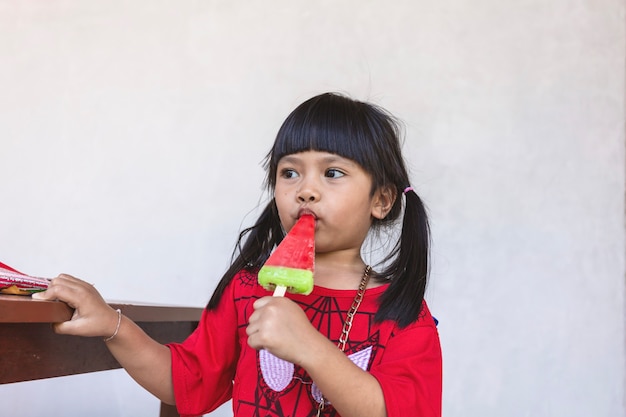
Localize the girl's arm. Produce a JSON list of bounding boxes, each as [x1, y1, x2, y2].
[[32, 274, 175, 404], [247, 296, 387, 417]]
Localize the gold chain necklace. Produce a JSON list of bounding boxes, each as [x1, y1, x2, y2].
[[316, 265, 372, 417]]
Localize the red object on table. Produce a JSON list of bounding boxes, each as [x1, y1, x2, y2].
[[0, 261, 50, 295]]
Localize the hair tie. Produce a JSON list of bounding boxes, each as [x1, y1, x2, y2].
[[403, 186, 414, 195]]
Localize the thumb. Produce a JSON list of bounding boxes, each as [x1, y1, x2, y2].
[[50, 316, 89, 336]]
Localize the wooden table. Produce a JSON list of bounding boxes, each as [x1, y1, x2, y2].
[[0, 294, 203, 417]]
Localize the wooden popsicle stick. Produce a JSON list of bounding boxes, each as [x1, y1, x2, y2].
[[272, 285, 287, 297]]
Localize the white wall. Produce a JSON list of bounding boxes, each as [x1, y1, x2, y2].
[[1, 1, 623, 416]]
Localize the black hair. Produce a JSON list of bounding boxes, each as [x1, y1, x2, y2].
[[207, 92, 430, 328]]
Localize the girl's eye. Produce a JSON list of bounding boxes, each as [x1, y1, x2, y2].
[[280, 168, 299, 179], [325, 169, 345, 179]]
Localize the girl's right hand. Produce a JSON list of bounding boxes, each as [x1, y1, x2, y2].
[[32, 274, 120, 339]]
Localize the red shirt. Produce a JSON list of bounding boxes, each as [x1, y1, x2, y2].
[[168, 269, 442, 417]]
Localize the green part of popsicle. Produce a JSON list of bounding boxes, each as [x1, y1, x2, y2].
[[258, 266, 314, 295]]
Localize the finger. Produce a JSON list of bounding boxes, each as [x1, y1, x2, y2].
[[247, 335, 263, 351], [31, 288, 55, 301], [33, 275, 99, 308], [252, 296, 271, 310], [246, 325, 267, 351], [245, 322, 256, 337], [32, 274, 79, 299], [34, 278, 78, 304], [54, 274, 95, 290]]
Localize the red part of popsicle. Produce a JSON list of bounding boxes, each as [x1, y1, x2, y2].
[[264, 214, 315, 271]]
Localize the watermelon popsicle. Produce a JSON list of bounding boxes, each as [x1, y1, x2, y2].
[[258, 213, 315, 297]]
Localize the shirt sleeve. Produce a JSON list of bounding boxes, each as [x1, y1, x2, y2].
[[167, 280, 240, 417], [369, 307, 442, 417]]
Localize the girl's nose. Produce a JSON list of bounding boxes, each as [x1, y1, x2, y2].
[[297, 184, 320, 202]]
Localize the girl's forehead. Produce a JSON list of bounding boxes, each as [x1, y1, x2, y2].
[[277, 150, 357, 166]]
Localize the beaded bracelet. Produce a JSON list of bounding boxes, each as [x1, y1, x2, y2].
[[103, 308, 122, 342]]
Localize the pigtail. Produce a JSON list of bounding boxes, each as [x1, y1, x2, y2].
[[375, 188, 430, 328], [206, 199, 283, 309]]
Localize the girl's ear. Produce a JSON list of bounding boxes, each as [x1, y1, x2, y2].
[[372, 186, 397, 220]]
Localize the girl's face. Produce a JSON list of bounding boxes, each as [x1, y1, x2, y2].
[[274, 150, 389, 255]]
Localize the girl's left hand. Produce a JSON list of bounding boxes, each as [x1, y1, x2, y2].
[[246, 296, 325, 366]]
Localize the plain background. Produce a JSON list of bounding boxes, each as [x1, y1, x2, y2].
[[0, 1, 624, 416]]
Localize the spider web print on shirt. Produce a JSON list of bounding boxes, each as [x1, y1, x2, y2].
[[236, 287, 385, 417]]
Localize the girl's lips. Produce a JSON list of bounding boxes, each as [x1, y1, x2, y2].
[[298, 208, 317, 219]]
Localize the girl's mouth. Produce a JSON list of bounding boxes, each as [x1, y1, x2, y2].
[[298, 208, 317, 220]]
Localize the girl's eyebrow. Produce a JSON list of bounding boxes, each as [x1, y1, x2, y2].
[[279, 154, 354, 166], [318, 155, 358, 168]]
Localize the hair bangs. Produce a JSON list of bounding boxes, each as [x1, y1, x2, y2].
[[265, 93, 378, 189]]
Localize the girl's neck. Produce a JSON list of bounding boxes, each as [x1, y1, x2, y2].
[[313, 253, 371, 290]]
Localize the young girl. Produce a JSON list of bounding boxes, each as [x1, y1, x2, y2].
[[34, 92, 442, 417]]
